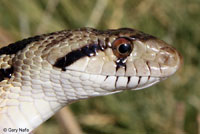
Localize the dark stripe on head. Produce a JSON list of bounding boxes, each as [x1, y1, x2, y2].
[[0, 36, 42, 55], [54, 44, 103, 71], [0, 67, 14, 82]]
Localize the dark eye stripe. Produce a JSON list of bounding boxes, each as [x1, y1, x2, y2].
[[81, 44, 99, 56], [54, 44, 104, 71]]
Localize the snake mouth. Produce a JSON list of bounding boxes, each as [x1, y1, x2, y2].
[[65, 67, 167, 78], [102, 75, 165, 91], [64, 68, 167, 93]]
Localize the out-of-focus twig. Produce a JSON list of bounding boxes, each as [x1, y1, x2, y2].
[[135, 0, 154, 14], [55, 107, 83, 134], [197, 114, 200, 134], [86, 0, 109, 27], [19, 12, 30, 38], [174, 102, 185, 134]]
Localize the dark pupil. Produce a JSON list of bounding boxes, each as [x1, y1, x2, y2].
[[118, 44, 131, 54]]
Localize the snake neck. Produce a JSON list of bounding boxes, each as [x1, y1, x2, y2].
[[0, 68, 111, 133], [0, 69, 73, 132], [0, 83, 65, 133], [0, 65, 129, 133]]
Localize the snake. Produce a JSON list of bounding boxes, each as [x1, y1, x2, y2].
[[0, 27, 182, 134]]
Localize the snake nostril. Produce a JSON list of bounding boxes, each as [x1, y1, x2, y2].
[[158, 46, 179, 66], [156, 46, 183, 76]]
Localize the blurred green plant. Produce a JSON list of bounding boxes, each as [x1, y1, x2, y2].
[[0, 0, 200, 134]]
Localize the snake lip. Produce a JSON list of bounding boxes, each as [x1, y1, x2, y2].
[[65, 68, 169, 78], [64, 69, 167, 92]]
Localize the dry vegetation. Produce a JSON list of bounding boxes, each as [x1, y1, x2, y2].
[[0, 0, 199, 134]]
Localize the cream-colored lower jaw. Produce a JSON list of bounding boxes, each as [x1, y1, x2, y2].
[[59, 69, 164, 94]]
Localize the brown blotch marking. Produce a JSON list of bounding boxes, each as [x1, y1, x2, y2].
[[45, 42, 55, 49], [47, 36, 55, 40], [51, 39, 60, 44], [46, 33, 73, 48], [43, 40, 49, 44]]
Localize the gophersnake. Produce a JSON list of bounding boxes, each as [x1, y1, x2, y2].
[[0, 28, 182, 134]]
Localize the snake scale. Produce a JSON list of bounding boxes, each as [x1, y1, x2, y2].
[[0, 27, 182, 134]]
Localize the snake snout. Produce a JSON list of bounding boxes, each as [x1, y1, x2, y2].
[[157, 46, 182, 77]]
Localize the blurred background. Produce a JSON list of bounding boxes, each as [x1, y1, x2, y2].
[[0, 0, 199, 134]]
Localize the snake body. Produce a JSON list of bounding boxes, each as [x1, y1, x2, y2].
[[0, 28, 182, 133]]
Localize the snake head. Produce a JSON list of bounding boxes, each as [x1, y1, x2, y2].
[[0, 28, 182, 99], [0, 28, 182, 131], [47, 28, 182, 97]]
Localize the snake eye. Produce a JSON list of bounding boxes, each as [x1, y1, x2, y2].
[[118, 43, 132, 54], [112, 38, 133, 58]]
